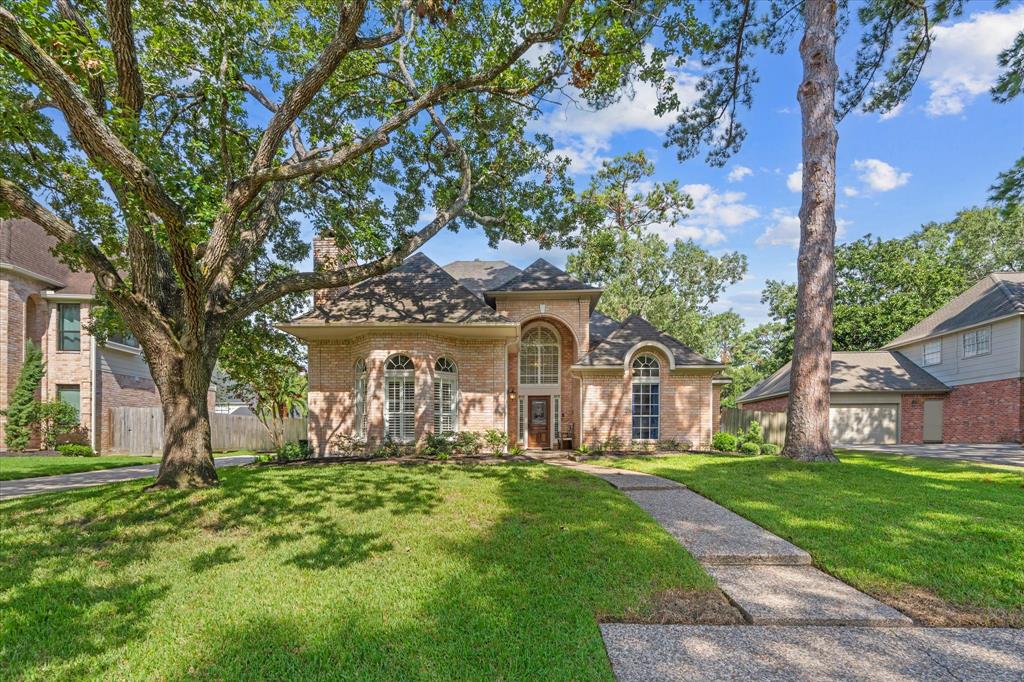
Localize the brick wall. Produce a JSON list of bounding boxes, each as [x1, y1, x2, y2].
[[712, 383, 722, 432], [307, 332, 508, 455], [943, 378, 1023, 443], [899, 394, 926, 444], [579, 348, 716, 449], [740, 395, 788, 413]]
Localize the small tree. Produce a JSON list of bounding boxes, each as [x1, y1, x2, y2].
[[37, 399, 81, 449], [1, 342, 44, 451]]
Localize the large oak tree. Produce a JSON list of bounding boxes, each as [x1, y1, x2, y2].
[[1, 0, 693, 487]]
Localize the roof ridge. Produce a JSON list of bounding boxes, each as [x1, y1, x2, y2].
[[991, 273, 1024, 312]]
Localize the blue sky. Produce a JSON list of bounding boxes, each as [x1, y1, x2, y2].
[[305, 2, 1024, 326]]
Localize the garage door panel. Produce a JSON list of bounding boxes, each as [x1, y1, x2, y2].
[[830, 405, 898, 445]]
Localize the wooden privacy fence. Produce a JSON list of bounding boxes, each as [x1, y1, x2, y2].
[[110, 407, 307, 455], [720, 407, 787, 445]]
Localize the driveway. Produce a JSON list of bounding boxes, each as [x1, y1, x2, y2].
[[0, 455, 256, 500], [844, 443, 1024, 468]]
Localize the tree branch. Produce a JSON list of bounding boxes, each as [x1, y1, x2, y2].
[[55, 0, 106, 112], [105, 0, 145, 114]]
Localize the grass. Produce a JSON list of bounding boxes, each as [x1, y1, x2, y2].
[[595, 450, 1024, 622], [0, 455, 160, 481], [0, 462, 711, 681]]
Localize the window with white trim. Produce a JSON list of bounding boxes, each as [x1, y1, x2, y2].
[[384, 354, 415, 442], [922, 340, 941, 366], [518, 398, 525, 443], [520, 327, 559, 385], [433, 357, 458, 433], [631, 354, 660, 441], [552, 395, 560, 446], [353, 359, 368, 440], [962, 327, 991, 359]]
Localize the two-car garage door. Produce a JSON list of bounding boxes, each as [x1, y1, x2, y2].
[[829, 405, 899, 445]]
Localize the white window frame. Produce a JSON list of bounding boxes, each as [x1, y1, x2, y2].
[[384, 354, 416, 442], [519, 325, 560, 386], [552, 395, 560, 448], [433, 357, 458, 434], [922, 340, 941, 366], [961, 326, 991, 359], [631, 354, 660, 441], [353, 359, 368, 440]]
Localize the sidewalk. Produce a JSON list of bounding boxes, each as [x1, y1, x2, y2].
[[552, 460, 1024, 680], [0, 455, 256, 500]]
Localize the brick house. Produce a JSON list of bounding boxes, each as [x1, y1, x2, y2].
[[281, 239, 728, 454], [737, 272, 1024, 445], [1, 219, 163, 452]]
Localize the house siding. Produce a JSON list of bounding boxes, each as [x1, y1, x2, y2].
[[890, 317, 1022, 386]]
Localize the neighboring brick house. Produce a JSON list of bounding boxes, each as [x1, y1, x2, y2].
[[281, 240, 727, 454], [1, 219, 163, 452], [738, 272, 1024, 445]]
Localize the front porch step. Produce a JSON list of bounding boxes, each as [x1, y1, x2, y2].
[[707, 565, 913, 626]]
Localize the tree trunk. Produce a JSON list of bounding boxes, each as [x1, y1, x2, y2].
[[782, 0, 840, 463], [147, 348, 219, 489]]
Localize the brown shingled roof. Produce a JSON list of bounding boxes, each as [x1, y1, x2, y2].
[[1, 219, 96, 294], [290, 253, 514, 326], [441, 259, 521, 299], [486, 258, 598, 293], [737, 351, 949, 404], [574, 314, 722, 369]]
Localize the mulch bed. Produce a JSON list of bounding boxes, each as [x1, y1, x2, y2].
[[607, 588, 747, 625], [252, 453, 539, 467], [874, 587, 1024, 628]]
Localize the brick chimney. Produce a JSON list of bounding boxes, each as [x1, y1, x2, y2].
[[313, 237, 348, 307]]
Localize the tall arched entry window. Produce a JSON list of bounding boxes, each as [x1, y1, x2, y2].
[[519, 326, 559, 385], [353, 359, 368, 440], [433, 357, 458, 433], [384, 354, 415, 442], [631, 354, 660, 441]]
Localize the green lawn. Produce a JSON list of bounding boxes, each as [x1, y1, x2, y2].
[[0, 463, 711, 681], [596, 450, 1024, 623], [0, 455, 160, 481]]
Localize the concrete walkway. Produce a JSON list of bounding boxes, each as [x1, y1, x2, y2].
[[0, 455, 256, 500], [553, 460, 1023, 680], [844, 443, 1024, 468]]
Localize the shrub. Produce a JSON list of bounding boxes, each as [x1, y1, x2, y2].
[[483, 429, 509, 455], [657, 438, 681, 452], [422, 432, 454, 459], [275, 441, 309, 462], [601, 435, 624, 453], [761, 443, 780, 456], [712, 432, 739, 452], [507, 445, 524, 457], [373, 436, 404, 459], [57, 443, 95, 457], [56, 424, 90, 446], [741, 421, 764, 447], [330, 434, 366, 456], [739, 441, 761, 456], [1, 342, 44, 451], [451, 431, 483, 456], [575, 444, 591, 455], [37, 399, 81, 449]]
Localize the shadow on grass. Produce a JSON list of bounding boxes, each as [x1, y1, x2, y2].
[[1, 462, 705, 680]]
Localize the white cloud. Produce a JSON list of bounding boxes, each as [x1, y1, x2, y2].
[[842, 186, 859, 198], [878, 101, 905, 121], [921, 6, 1024, 116], [537, 59, 701, 173], [651, 183, 758, 246], [786, 164, 802, 193], [756, 210, 849, 248], [727, 165, 753, 182], [853, 158, 910, 192]]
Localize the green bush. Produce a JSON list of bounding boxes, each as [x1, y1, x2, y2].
[[275, 441, 309, 462], [657, 438, 681, 451], [37, 399, 81, 449], [451, 431, 483, 456], [56, 443, 95, 457], [601, 435, 624, 453], [422, 432, 454, 459], [761, 443, 781, 456], [741, 421, 764, 447], [1, 342, 44, 451], [711, 432, 739, 452], [575, 444, 591, 455], [507, 445, 524, 457], [739, 441, 761, 456], [483, 429, 509, 455]]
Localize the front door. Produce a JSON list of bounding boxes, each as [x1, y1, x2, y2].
[[528, 396, 550, 449], [923, 400, 944, 443]]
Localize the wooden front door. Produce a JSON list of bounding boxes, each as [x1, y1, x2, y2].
[[527, 396, 550, 449]]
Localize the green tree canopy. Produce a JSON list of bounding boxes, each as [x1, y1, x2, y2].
[[566, 152, 747, 358]]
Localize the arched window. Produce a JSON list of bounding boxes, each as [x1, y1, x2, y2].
[[353, 359, 368, 440], [384, 354, 415, 442], [433, 357, 458, 433], [519, 326, 559, 385], [631, 354, 660, 441]]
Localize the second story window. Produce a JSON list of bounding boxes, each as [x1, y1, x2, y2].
[[520, 327, 559, 385], [58, 304, 80, 352], [922, 340, 941, 366], [962, 327, 991, 359], [109, 331, 139, 348]]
